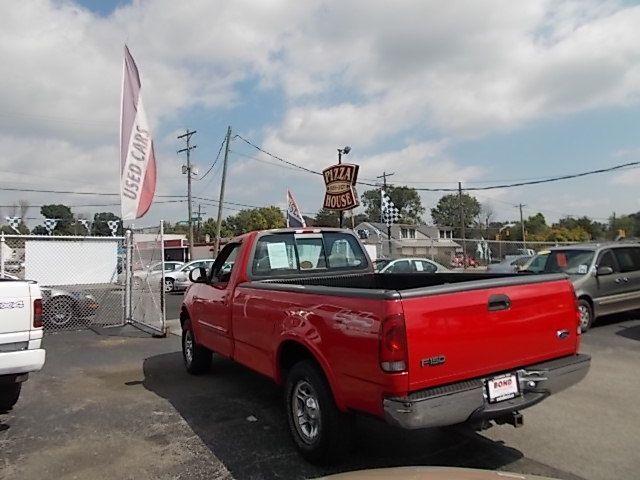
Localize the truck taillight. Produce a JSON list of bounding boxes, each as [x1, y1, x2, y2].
[[568, 283, 581, 336], [33, 299, 43, 328], [379, 314, 407, 373]]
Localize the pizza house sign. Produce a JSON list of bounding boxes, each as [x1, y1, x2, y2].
[[322, 163, 360, 211]]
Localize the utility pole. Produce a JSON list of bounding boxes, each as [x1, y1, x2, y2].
[[377, 171, 394, 258], [178, 129, 197, 260], [458, 182, 466, 270], [214, 126, 232, 256], [196, 204, 206, 243], [518, 203, 527, 249]]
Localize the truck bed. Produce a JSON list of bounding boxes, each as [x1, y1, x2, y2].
[[248, 271, 568, 298], [244, 271, 579, 392]]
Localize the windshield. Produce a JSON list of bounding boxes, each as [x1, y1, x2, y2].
[[544, 250, 595, 275]]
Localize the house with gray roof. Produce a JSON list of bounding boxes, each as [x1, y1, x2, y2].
[[354, 221, 461, 262]]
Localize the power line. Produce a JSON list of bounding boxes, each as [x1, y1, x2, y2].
[[235, 134, 324, 176], [235, 133, 640, 191], [412, 161, 640, 192], [193, 134, 226, 181]]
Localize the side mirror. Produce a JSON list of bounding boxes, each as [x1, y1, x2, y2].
[[596, 266, 614, 276], [189, 266, 207, 283]]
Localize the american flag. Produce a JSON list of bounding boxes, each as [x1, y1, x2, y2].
[[381, 189, 399, 227]]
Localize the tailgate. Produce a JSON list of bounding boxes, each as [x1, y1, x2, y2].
[[0, 281, 33, 335], [401, 276, 579, 391]]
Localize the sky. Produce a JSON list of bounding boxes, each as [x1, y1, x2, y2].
[[1, 0, 640, 230]]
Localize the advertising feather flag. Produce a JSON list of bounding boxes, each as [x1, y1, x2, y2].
[[120, 45, 157, 220]]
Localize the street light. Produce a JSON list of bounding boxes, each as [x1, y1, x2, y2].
[[337, 146, 351, 228]]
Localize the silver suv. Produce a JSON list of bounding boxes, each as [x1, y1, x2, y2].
[[540, 243, 640, 332]]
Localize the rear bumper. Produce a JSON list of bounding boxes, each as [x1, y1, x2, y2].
[[0, 349, 46, 376], [383, 353, 590, 429]]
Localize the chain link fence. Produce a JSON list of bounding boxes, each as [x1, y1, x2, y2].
[[452, 238, 578, 267], [128, 223, 166, 335], [0, 233, 126, 331]]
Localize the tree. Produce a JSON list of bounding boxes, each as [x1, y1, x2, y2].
[[91, 212, 123, 236], [478, 202, 494, 229], [314, 208, 339, 227], [41, 204, 74, 235], [361, 186, 425, 224], [431, 193, 481, 235], [525, 213, 548, 237], [543, 226, 590, 242], [1, 223, 29, 235], [32, 225, 48, 235], [553, 216, 605, 240], [219, 206, 285, 237], [608, 213, 637, 240]]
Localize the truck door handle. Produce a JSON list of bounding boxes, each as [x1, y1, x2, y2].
[[488, 294, 511, 311]]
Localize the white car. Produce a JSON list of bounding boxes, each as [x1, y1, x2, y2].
[[170, 259, 215, 292], [378, 258, 449, 273], [132, 261, 185, 290], [0, 278, 46, 412]]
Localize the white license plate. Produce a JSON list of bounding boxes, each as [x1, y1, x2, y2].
[[487, 373, 519, 403]]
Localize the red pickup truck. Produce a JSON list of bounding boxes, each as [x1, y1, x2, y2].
[[180, 228, 590, 463]]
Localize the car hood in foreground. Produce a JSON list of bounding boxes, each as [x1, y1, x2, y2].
[[315, 467, 558, 480]]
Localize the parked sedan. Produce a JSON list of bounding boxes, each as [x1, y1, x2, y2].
[[378, 258, 448, 273], [486, 255, 532, 273], [1, 273, 99, 328], [132, 261, 184, 289], [170, 259, 215, 292], [41, 287, 99, 328]]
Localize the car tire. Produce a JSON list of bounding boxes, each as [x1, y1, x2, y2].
[[0, 383, 22, 413], [285, 360, 354, 464], [44, 296, 75, 328], [182, 327, 212, 374], [163, 278, 175, 293], [578, 299, 594, 333]]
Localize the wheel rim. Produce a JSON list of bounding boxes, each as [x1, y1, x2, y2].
[[164, 279, 174, 292], [292, 380, 321, 444], [48, 299, 73, 326], [578, 304, 590, 330], [184, 331, 194, 366]]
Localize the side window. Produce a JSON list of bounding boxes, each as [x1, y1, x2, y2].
[[415, 260, 436, 273], [597, 250, 618, 271], [211, 243, 241, 282], [392, 260, 412, 273], [613, 248, 640, 273]]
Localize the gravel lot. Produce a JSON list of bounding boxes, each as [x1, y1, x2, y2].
[[1, 314, 638, 480]]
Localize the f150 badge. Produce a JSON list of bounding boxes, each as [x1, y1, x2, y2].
[[421, 355, 446, 367]]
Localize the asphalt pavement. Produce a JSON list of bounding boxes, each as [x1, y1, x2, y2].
[[1, 313, 639, 480]]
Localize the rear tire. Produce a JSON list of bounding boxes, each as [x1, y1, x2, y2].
[[0, 383, 22, 413], [44, 297, 75, 328], [182, 327, 212, 374], [163, 278, 175, 293], [284, 360, 353, 464], [578, 299, 594, 333]]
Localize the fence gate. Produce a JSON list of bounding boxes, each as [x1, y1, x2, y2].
[[0, 233, 126, 332], [126, 223, 167, 335]]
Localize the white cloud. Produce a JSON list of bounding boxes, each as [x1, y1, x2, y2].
[[1, 0, 640, 226]]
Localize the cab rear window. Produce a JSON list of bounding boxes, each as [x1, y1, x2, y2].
[[252, 232, 368, 276]]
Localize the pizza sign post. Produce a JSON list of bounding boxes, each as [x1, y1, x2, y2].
[[322, 163, 360, 210]]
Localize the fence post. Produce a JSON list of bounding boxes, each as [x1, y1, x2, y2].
[[124, 229, 132, 323], [160, 220, 167, 334], [0, 232, 4, 278]]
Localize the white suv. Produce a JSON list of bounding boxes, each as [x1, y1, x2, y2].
[[0, 279, 46, 412]]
